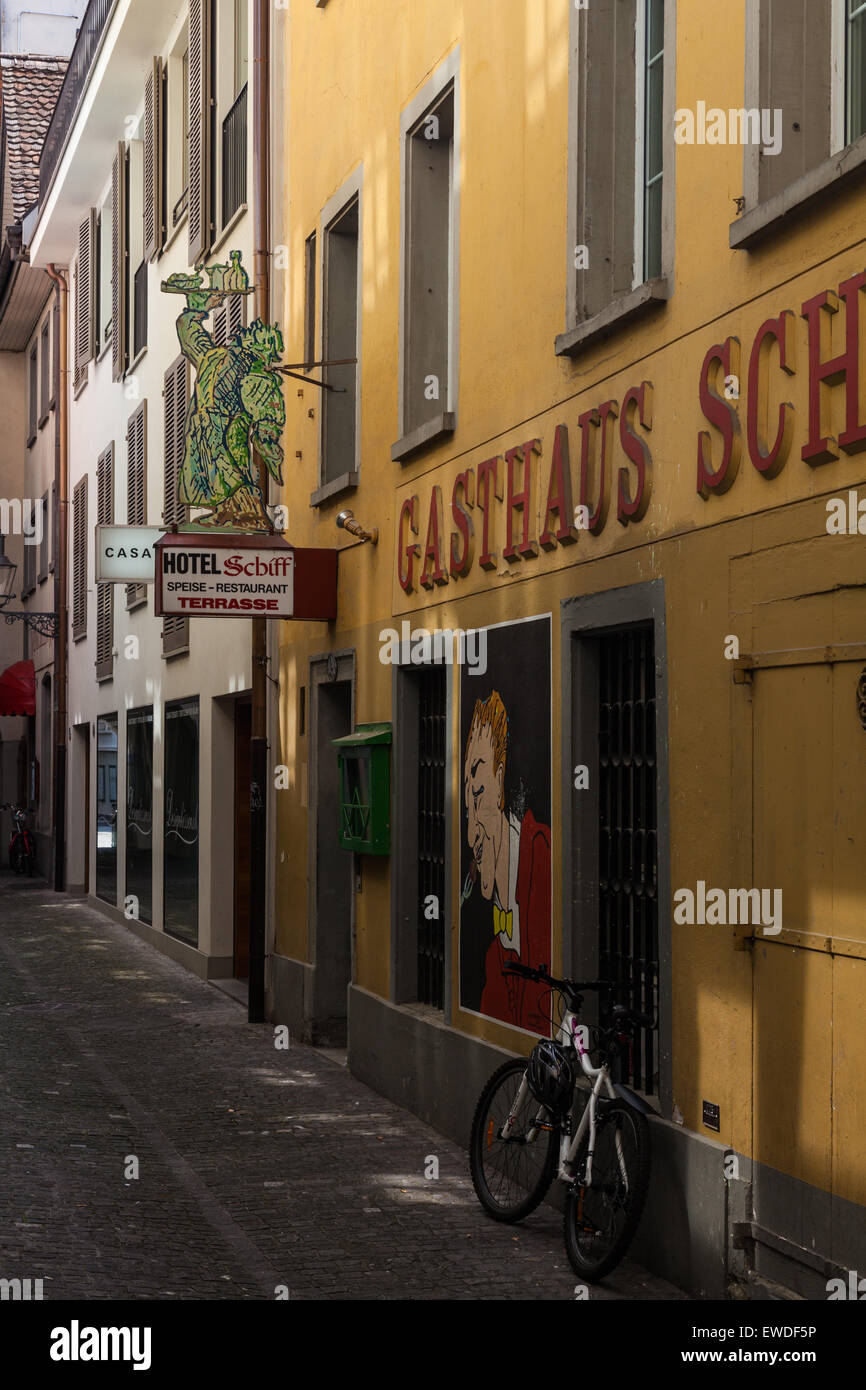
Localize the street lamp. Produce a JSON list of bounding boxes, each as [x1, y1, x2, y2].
[[0, 538, 58, 637]]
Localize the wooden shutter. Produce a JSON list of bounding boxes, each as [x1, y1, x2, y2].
[[212, 288, 245, 345], [126, 400, 148, 608], [144, 58, 164, 260], [72, 477, 87, 639], [111, 146, 128, 382], [96, 444, 114, 680], [162, 356, 189, 655], [74, 209, 96, 383], [37, 493, 48, 582], [188, 0, 213, 265], [49, 481, 56, 574], [758, 0, 831, 203]]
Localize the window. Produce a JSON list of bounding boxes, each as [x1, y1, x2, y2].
[[143, 58, 164, 260], [164, 697, 200, 945], [163, 355, 189, 656], [126, 706, 153, 925], [39, 320, 51, 422], [393, 55, 459, 462], [74, 208, 97, 388], [733, 1, 864, 244], [188, 0, 214, 262], [417, 666, 447, 1007], [639, 0, 665, 282], [96, 444, 114, 680], [96, 714, 118, 905], [37, 493, 48, 583], [318, 190, 360, 495], [166, 36, 190, 232], [98, 196, 112, 351], [127, 138, 146, 360], [558, 0, 673, 357], [27, 345, 37, 443], [126, 401, 147, 608], [234, 0, 248, 95], [72, 476, 87, 640], [846, 0, 866, 142], [219, 0, 248, 228], [111, 144, 128, 381], [304, 230, 316, 370], [397, 82, 458, 461]]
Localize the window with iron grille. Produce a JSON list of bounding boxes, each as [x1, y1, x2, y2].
[[598, 625, 658, 1095], [72, 477, 87, 639], [126, 401, 147, 608], [417, 665, 446, 1008], [221, 82, 247, 227], [304, 231, 316, 370], [163, 356, 189, 656], [96, 445, 114, 680]]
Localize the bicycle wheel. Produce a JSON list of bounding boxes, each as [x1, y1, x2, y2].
[[470, 1057, 558, 1222], [563, 1099, 651, 1280]]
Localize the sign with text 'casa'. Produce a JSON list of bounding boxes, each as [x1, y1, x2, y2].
[[154, 533, 338, 621], [96, 526, 164, 583]]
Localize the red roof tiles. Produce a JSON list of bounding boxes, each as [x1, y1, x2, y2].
[[1, 54, 68, 221]]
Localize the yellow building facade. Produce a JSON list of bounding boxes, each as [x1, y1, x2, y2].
[[269, 0, 866, 1297]]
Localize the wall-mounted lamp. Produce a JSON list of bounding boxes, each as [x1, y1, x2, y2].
[[336, 509, 378, 545]]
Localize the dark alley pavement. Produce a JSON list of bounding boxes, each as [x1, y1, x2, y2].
[[0, 874, 688, 1300]]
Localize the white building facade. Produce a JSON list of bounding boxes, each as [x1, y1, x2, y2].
[[26, 0, 271, 986]]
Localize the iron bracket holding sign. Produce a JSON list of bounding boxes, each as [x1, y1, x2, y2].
[[154, 532, 337, 621]]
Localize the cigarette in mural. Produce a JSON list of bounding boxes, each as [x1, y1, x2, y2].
[[460, 860, 478, 904]]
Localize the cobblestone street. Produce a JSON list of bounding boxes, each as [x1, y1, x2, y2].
[[0, 876, 687, 1301]]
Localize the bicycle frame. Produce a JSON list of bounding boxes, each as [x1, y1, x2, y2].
[[500, 1009, 629, 1190]]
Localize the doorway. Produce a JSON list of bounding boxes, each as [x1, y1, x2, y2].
[[309, 657, 353, 1045], [70, 722, 90, 894], [233, 697, 252, 980]]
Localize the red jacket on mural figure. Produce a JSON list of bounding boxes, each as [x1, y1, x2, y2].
[[480, 808, 552, 1034]]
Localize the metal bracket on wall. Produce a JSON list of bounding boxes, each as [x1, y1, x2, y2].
[[278, 357, 357, 391], [733, 642, 866, 684], [3, 611, 59, 638]]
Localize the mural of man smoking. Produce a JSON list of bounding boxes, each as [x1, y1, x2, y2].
[[460, 621, 552, 1033]]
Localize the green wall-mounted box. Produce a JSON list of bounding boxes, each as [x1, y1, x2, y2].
[[332, 723, 392, 855]]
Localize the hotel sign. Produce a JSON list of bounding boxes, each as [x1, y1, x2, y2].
[[154, 533, 337, 620]]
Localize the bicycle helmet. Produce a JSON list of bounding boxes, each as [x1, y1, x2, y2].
[[526, 1039, 576, 1114]]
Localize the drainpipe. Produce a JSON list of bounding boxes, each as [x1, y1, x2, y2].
[[249, 0, 270, 1023], [45, 263, 68, 893]]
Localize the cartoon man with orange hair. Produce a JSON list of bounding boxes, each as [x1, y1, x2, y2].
[[463, 691, 551, 1033]]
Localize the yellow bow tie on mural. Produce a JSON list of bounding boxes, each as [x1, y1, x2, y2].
[[493, 906, 514, 942]]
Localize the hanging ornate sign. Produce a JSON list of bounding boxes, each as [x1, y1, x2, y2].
[[160, 251, 285, 532]]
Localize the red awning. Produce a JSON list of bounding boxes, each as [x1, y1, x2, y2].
[[0, 660, 36, 716]]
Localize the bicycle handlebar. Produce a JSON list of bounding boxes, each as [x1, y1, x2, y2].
[[502, 962, 655, 1027]]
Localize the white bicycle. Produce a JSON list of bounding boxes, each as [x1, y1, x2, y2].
[[469, 963, 655, 1281]]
